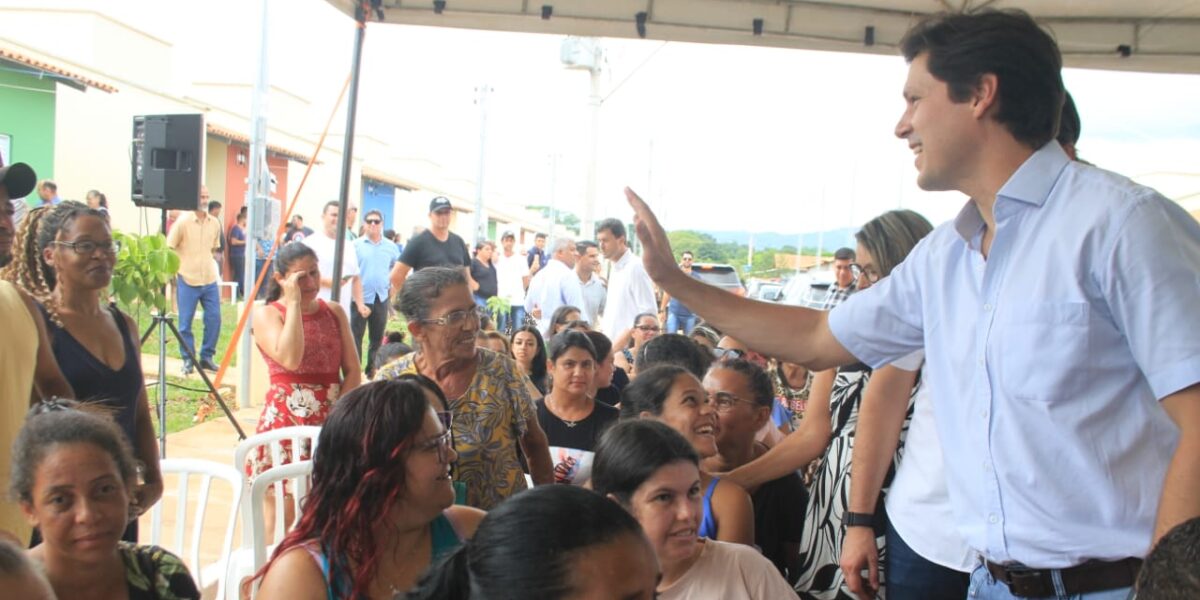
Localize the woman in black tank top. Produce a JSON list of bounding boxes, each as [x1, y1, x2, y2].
[[4, 202, 163, 541]]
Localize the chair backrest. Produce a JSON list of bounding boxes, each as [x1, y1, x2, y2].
[[150, 458, 244, 599], [246, 460, 314, 573], [233, 425, 322, 478]]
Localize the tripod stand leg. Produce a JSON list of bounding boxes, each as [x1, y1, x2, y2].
[[163, 317, 247, 440]]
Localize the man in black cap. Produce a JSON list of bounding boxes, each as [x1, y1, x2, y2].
[[389, 196, 478, 297]]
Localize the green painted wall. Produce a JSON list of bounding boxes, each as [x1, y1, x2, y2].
[[0, 68, 56, 201]]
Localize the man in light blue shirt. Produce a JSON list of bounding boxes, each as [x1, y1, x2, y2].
[[524, 236, 585, 338], [353, 209, 399, 376], [625, 10, 1200, 600]]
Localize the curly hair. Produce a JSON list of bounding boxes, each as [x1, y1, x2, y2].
[[707, 358, 775, 408], [10, 399, 138, 504], [1, 201, 108, 326], [255, 376, 448, 598]]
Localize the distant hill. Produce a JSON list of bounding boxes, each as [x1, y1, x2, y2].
[[699, 228, 857, 251]]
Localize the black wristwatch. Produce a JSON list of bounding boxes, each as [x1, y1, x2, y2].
[[845, 512, 876, 528]]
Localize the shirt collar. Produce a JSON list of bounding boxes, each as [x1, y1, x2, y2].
[[953, 141, 1070, 243]]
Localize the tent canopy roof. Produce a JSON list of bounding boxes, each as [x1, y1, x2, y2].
[[324, 0, 1200, 74]]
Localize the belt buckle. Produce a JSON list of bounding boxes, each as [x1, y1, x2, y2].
[[1006, 569, 1048, 598]]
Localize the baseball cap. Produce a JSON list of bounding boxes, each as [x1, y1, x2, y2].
[[429, 196, 453, 213], [0, 160, 36, 199]]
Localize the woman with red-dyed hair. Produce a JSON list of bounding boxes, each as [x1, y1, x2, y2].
[[254, 376, 486, 599]]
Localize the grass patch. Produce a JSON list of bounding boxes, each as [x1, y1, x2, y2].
[[145, 375, 237, 435], [125, 302, 244, 366]]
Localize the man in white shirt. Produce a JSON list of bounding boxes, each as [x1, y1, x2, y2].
[[302, 200, 367, 320], [574, 240, 606, 327], [596, 218, 656, 341], [494, 230, 531, 332], [524, 237, 585, 337]]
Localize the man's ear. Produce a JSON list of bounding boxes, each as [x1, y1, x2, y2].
[[972, 73, 1000, 119]]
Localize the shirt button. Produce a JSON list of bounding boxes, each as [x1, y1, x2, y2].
[[981, 410, 989, 419], [989, 514, 1000, 524], [978, 358, 985, 365], [983, 303, 993, 311]]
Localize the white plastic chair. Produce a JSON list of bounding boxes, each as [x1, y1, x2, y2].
[[229, 461, 314, 599], [227, 426, 320, 599], [150, 458, 244, 600], [232, 425, 322, 478]]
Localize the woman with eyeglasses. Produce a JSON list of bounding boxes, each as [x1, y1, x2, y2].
[[255, 377, 486, 599], [592, 419, 797, 599], [723, 210, 934, 599], [715, 336, 794, 448], [536, 331, 619, 486], [621, 365, 755, 546], [376, 267, 555, 510], [250, 242, 361, 538], [613, 312, 662, 378], [13, 400, 200, 599], [3, 201, 163, 541]]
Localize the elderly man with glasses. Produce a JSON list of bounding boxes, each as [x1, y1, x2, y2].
[[353, 209, 399, 377]]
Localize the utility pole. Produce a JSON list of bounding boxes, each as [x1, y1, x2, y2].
[[473, 83, 492, 242], [241, 0, 271, 409]]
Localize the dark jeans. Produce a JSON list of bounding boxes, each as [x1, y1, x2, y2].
[[885, 518, 970, 600], [255, 258, 273, 300], [230, 254, 245, 300], [352, 295, 389, 376], [176, 276, 221, 364], [496, 305, 526, 335]]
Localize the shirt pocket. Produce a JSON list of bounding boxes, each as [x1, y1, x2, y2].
[[994, 301, 1091, 402]]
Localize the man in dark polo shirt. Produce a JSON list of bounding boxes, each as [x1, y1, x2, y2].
[[389, 196, 478, 298]]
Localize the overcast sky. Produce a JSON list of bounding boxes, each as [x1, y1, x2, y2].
[[150, 0, 1200, 235]]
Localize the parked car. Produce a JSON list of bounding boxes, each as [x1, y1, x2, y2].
[[751, 282, 784, 301], [691, 263, 746, 296], [779, 270, 835, 308]]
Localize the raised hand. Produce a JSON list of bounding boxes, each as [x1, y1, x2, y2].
[[624, 187, 680, 284], [280, 270, 304, 305]]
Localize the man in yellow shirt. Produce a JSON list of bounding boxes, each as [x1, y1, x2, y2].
[[0, 160, 72, 542], [166, 186, 223, 374]]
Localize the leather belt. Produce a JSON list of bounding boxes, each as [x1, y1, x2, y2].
[[985, 558, 1142, 597]]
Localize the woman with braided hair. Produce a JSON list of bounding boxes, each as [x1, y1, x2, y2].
[[1, 201, 163, 541]]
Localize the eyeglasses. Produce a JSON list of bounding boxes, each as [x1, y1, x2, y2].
[[712, 347, 745, 360], [706, 392, 760, 413], [849, 263, 881, 284], [420, 308, 481, 328], [635, 325, 661, 333], [416, 412, 455, 463], [365, 219, 382, 225], [52, 240, 120, 256]]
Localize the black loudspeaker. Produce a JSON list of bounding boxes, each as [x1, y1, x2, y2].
[[131, 114, 204, 210]]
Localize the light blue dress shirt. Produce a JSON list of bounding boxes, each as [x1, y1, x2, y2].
[[829, 142, 1200, 568], [354, 236, 400, 303], [524, 259, 586, 338]]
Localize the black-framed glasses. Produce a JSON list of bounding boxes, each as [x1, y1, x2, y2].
[[706, 391, 759, 413], [416, 411, 455, 463], [712, 347, 745, 360], [365, 219, 382, 225], [52, 240, 120, 256], [849, 263, 881, 284], [635, 325, 661, 333], [420, 308, 481, 328]]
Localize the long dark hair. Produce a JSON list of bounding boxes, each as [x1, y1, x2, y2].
[[407, 485, 645, 600], [592, 419, 699, 505], [510, 325, 547, 392], [256, 377, 446, 598], [619, 364, 693, 419], [549, 305, 581, 336], [265, 242, 318, 302]]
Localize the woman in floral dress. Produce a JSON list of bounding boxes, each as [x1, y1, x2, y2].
[[249, 243, 360, 478]]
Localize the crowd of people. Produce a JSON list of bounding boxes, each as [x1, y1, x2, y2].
[[0, 7, 1198, 600]]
